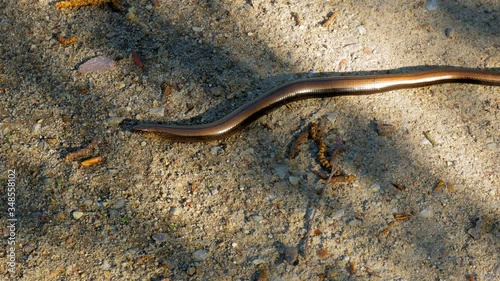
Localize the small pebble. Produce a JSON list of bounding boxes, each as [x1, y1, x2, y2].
[[55, 212, 66, 221], [78, 56, 116, 74], [467, 217, 482, 239], [425, 0, 439, 11], [152, 233, 167, 243], [169, 207, 182, 216], [348, 219, 361, 226], [186, 267, 196, 276], [104, 116, 126, 126], [149, 107, 164, 117], [102, 259, 111, 270], [192, 26, 203, 32], [108, 209, 119, 218], [369, 183, 381, 192], [72, 211, 84, 220], [444, 27, 455, 38], [253, 215, 264, 223], [274, 165, 288, 180], [357, 25, 366, 35], [376, 123, 396, 136], [288, 176, 300, 186], [23, 244, 35, 253], [193, 249, 208, 261], [333, 208, 345, 220], [33, 122, 42, 134], [252, 259, 266, 265], [485, 142, 497, 150], [114, 198, 125, 209], [284, 246, 299, 264], [418, 208, 434, 218], [210, 146, 224, 155]]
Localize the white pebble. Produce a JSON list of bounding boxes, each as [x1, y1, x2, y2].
[[369, 183, 381, 192], [78, 56, 116, 74], [170, 207, 182, 216], [72, 211, 84, 220], [357, 25, 367, 35], [425, 0, 439, 11], [333, 208, 345, 220], [210, 146, 224, 155], [152, 233, 167, 243], [418, 208, 434, 218], [149, 107, 164, 117]]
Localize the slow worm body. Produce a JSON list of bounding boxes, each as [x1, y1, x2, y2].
[[133, 68, 500, 142]]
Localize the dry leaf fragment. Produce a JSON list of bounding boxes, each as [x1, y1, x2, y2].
[[57, 35, 78, 45], [131, 50, 144, 69], [81, 156, 103, 167]]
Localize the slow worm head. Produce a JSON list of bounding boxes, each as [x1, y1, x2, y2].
[[132, 68, 500, 142]]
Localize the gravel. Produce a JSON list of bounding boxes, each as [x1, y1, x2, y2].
[[0, 0, 498, 280]]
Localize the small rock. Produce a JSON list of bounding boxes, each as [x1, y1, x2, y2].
[[193, 249, 208, 261], [152, 233, 167, 243], [102, 259, 111, 270], [288, 176, 300, 186], [149, 107, 164, 117], [33, 121, 42, 134], [253, 215, 264, 223], [78, 56, 116, 74], [357, 25, 366, 35], [210, 146, 224, 155], [274, 165, 288, 180], [284, 246, 299, 264], [114, 198, 125, 209], [104, 116, 125, 126], [348, 219, 361, 226], [444, 27, 455, 38], [186, 266, 196, 276], [369, 183, 381, 192], [169, 207, 182, 216], [72, 211, 84, 220], [333, 208, 345, 220], [485, 142, 497, 150], [425, 0, 439, 11], [418, 208, 434, 219], [192, 26, 203, 32], [467, 217, 482, 239], [108, 209, 119, 218], [23, 244, 35, 253], [252, 259, 266, 265], [55, 212, 66, 221], [376, 123, 396, 136]]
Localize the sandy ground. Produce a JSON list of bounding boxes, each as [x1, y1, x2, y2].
[[0, 0, 499, 280]]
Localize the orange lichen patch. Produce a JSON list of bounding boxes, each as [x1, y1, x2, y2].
[[55, 0, 123, 11], [81, 156, 103, 167], [57, 35, 78, 46]]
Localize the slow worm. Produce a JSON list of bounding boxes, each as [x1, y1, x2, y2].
[[133, 68, 500, 142]]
